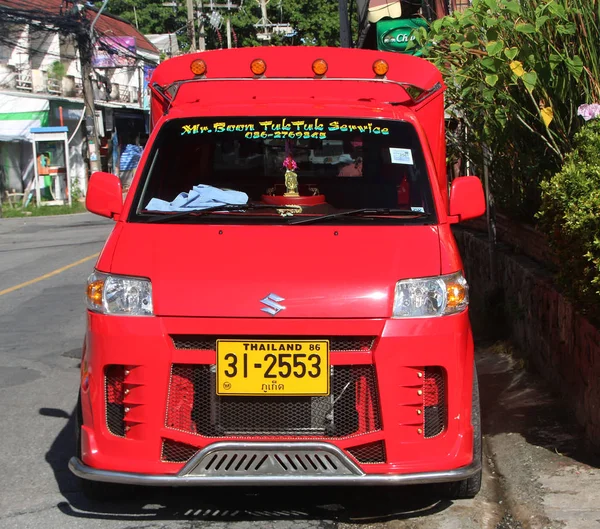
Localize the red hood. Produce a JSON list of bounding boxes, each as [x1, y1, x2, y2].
[[108, 224, 441, 318]]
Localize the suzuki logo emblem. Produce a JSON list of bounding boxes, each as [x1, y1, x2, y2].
[[260, 293, 286, 316]]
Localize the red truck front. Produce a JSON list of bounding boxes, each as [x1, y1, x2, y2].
[[70, 47, 485, 499]]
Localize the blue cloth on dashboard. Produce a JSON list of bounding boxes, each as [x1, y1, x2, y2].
[[145, 185, 249, 212]]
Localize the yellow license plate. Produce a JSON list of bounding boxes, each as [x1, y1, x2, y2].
[[216, 340, 330, 396]]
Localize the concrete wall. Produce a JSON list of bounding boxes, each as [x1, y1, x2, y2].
[[7, 25, 29, 68], [68, 127, 86, 196], [454, 227, 600, 453], [60, 35, 80, 78], [30, 31, 59, 72]]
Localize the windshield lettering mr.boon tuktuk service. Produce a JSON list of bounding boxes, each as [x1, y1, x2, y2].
[[71, 46, 486, 500], [135, 116, 434, 223]]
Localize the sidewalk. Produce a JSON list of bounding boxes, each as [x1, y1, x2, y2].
[[478, 344, 600, 529]]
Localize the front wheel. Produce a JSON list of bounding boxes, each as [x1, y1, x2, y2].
[[442, 365, 482, 499]]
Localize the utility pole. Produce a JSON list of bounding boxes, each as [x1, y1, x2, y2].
[[253, 0, 293, 43], [74, 1, 108, 176], [255, 0, 275, 42], [76, 16, 102, 175], [187, 0, 197, 52], [198, 0, 206, 51], [338, 0, 352, 48], [206, 1, 240, 47], [355, 0, 369, 48], [80, 54, 102, 174], [259, 0, 269, 25]]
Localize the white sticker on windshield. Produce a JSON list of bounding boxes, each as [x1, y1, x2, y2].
[[411, 206, 425, 213], [389, 148, 414, 165]]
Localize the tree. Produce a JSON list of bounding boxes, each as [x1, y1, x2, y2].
[[231, 0, 341, 48], [94, 0, 191, 49], [97, 0, 343, 51], [416, 0, 600, 220]]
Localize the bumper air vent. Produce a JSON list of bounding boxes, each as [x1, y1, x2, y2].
[[423, 367, 446, 438], [105, 365, 126, 437], [182, 443, 362, 477], [161, 439, 199, 463], [347, 441, 386, 464]]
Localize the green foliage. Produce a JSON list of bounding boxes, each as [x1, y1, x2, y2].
[[97, 0, 342, 52], [98, 0, 187, 35], [417, 0, 600, 220], [48, 60, 66, 80], [70, 177, 83, 202], [1, 202, 87, 217], [94, 0, 190, 51], [537, 121, 600, 319], [231, 0, 342, 48]]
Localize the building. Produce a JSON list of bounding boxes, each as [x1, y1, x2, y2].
[[0, 0, 159, 202], [146, 33, 180, 59]]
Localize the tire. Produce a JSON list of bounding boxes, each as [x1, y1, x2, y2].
[[442, 364, 482, 499], [75, 392, 131, 501]]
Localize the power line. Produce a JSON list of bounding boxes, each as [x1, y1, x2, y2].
[[0, 0, 156, 179], [0, 34, 81, 63], [0, 3, 158, 67]]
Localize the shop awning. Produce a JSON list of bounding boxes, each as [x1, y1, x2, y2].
[[0, 94, 49, 142]]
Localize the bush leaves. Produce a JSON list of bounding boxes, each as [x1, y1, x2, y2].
[[486, 40, 504, 56], [486, 74, 500, 86], [515, 22, 536, 33]]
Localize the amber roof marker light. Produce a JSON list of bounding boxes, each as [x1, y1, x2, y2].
[[251, 58, 267, 76], [312, 59, 328, 76], [373, 59, 389, 77], [190, 59, 207, 76]]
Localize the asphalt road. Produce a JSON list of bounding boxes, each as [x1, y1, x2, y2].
[[0, 212, 598, 529]]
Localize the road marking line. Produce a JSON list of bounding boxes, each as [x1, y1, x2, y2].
[[0, 252, 99, 297]]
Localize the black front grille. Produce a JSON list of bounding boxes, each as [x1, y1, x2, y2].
[[347, 441, 386, 464], [171, 335, 376, 352], [166, 365, 381, 438], [161, 439, 199, 463]]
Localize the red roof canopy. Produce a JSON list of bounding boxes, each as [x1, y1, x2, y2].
[[90, 11, 158, 54]]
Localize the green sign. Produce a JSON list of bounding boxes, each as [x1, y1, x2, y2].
[[376, 18, 428, 55]]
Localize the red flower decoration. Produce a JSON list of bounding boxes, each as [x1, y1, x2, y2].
[[283, 156, 297, 171]]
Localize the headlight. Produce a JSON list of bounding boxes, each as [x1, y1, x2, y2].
[[86, 271, 153, 316], [392, 271, 468, 318]]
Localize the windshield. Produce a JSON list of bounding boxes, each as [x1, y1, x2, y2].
[[130, 116, 436, 224]]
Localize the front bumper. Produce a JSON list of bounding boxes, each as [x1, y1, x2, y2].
[[78, 312, 476, 478], [69, 441, 481, 486]]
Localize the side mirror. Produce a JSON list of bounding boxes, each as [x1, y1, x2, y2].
[[448, 176, 486, 223], [86, 171, 123, 220]]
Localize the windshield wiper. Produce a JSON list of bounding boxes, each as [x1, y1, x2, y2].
[[289, 208, 430, 225], [144, 204, 283, 223]]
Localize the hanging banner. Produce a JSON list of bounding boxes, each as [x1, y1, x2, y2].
[[142, 64, 156, 110], [93, 37, 136, 68]]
